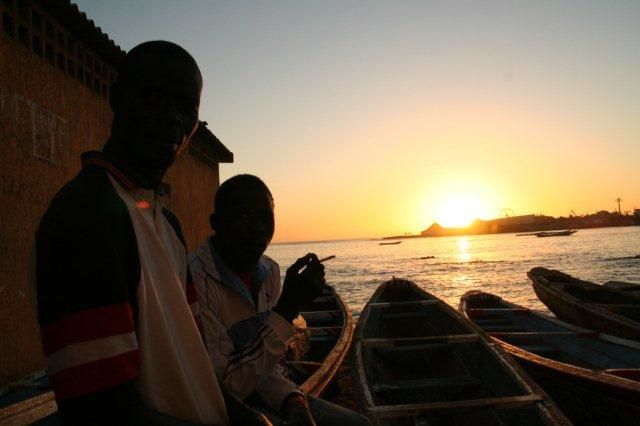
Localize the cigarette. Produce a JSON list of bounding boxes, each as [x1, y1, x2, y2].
[[319, 255, 336, 263]]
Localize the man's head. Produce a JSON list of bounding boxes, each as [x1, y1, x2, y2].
[[107, 41, 203, 185], [211, 175, 275, 272]]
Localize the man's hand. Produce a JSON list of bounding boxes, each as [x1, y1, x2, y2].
[[274, 253, 325, 321], [282, 394, 316, 426]]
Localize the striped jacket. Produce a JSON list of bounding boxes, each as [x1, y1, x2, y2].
[[189, 240, 300, 410], [36, 152, 227, 424]]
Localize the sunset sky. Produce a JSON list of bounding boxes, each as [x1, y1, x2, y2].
[[76, 0, 640, 242]]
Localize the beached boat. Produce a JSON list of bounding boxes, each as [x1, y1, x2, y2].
[[353, 278, 570, 425], [379, 241, 402, 245], [528, 267, 640, 340], [0, 372, 57, 425], [285, 284, 354, 397], [460, 290, 640, 425], [536, 230, 578, 237]]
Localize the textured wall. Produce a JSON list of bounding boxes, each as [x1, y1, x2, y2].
[[0, 34, 222, 386], [164, 156, 219, 253], [0, 34, 114, 386]]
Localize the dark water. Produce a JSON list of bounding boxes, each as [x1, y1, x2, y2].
[[267, 226, 640, 316]]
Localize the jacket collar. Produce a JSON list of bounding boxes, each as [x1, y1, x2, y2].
[[82, 151, 136, 190], [198, 237, 270, 307]]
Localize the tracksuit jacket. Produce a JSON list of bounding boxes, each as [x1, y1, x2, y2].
[[36, 152, 228, 425], [189, 240, 301, 410]]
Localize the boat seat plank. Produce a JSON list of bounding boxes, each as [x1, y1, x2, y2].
[[474, 318, 513, 325], [373, 376, 480, 393], [489, 331, 596, 338], [368, 300, 439, 308], [0, 392, 57, 425], [361, 334, 479, 348], [367, 394, 543, 418], [465, 308, 530, 314], [374, 342, 454, 353], [382, 311, 436, 320], [482, 325, 526, 331]]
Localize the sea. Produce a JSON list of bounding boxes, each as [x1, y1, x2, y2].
[[266, 226, 640, 317]]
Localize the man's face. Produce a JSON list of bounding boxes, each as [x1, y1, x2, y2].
[[114, 54, 202, 170], [215, 188, 275, 271]]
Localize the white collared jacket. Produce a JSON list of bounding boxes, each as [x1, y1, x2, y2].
[[189, 239, 300, 410]]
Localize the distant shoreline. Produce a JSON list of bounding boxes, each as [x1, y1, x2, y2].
[[382, 223, 639, 240]]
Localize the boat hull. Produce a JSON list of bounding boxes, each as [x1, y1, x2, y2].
[[286, 285, 354, 398], [460, 291, 640, 426], [353, 278, 569, 425], [529, 267, 640, 340]]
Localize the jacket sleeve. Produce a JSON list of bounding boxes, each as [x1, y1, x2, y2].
[[36, 188, 143, 423], [222, 311, 296, 400], [191, 258, 296, 401]]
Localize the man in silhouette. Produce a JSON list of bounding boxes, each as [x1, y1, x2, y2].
[[36, 41, 259, 425], [190, 174, 370, 426]]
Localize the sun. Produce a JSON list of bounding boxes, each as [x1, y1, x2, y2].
[[434, 194, 491, 228]]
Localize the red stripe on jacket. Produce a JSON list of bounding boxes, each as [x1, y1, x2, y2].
[[186, 279, 198, 305], [49, 350, 140, 401], [41, 303, 136, 355]]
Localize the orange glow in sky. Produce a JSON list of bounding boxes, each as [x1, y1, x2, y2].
[[76, 1, 640, 243]]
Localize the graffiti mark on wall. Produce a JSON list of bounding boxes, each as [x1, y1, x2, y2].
[[0, 86, 67, 164]]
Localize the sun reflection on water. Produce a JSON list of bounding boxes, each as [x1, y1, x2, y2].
[[457, 237, 471, 262]]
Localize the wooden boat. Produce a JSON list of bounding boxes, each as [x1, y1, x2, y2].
[[460, 290, 640, 425], [353, 278, 570, 425], [379, 241, 402, 245], [0, 371, 57, 425], [536, 230, 578, 238], [285, 284, 354, 397], [604, 280, 640, 295], [529, 267, 640, 340]]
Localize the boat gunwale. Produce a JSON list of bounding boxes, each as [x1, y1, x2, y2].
[[298, 285, 354, 397]]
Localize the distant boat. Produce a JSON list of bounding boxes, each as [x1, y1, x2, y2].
[[536, 230, 578, 237], [352, 278, 569, 425], [528, 267, 640, 340], [379, 241, 401, 245], [460, 290, 640, 425]]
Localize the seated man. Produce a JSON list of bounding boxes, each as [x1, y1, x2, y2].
[[190, 174, 370, 425]]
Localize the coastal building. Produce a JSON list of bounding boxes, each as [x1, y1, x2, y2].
[[488, 214, 536, 233], [0, 0, 232, 388], [421, 214, 541, 237]]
